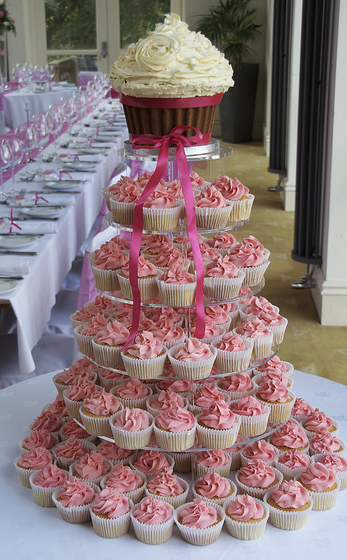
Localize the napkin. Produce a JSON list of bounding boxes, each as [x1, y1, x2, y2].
[[2, 220, 58, 234], [0, 259, 31, 277]]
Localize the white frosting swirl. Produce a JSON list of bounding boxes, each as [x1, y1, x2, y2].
[[110, 14, 234, 97]]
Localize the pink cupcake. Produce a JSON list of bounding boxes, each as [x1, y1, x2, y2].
[[60, 418, 95, 443], [96, 440, 134, 466], [111, 378, 152, 409], [196, 401, 240, 449], [53, 437, 96, 470], [14, 447, 53, 488], [235, 458, 283, 499], [79, 389, 122, 438], [92, 319, 130, 368], [129, 449, 174, 477], [207, 231, 237, 256], [20, 429, 58, 453], [234, 317, 274, 360], [146, 389, 187, 417], [168, 339, 217, 381], [193, 471, 237, 507], [69, 450, 111, 485], [212, 175, 254, 222], [149, 317, 186, 349], [194, 185, 231, 229], [145, 468, 189, 508], [274, 450, 311, 481], [238, 295, 279, 323], [156, 266, 196, 307], [110, 407, 154, 449], [52, 476, 99, 524], [264, 479, 312, 530], [109, 179, 142, 224], [213, 332, 253, 373], [253, 354, 294, 378], [205, 304, 232, 331], [309, 429, 345, 456], [204, 255, 245, 300], [256, 376, 295, 423], [313, 453, 347, 491], [240, 439, 278, 466], [142, 186, 181, 231], [217, 372, 255, 400], [258, 310, 288, 345], [194, 449, 232, 479], [297, 462, 340, 510], [29, 464, 69, 508], [174, 498, 225, 546], [151, 244, 188, 273], [121, 331, 167, 380], [290, 397, 315, 422], [117, 254, 158, 301], [62, 377, 97, 420], [228, 235, 270, 287], [301, 408, 340, 437], [89, 245, 129, 292], [154, 406, 197, 451], [189, 382, 227, 416], [224, 495, 268, 540], [229, 395, 270, 437], [269, 419, 309, 454], [90, 488, 133, 538], [74, 313, 110, 356], [131, 496, 175, 545], [102, 462, 146, 504]]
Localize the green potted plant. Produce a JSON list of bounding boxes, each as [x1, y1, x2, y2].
[[196, 0, 262, 143]]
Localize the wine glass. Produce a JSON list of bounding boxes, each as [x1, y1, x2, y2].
[[16, 124, 39, 179], [0, 139, 13, 201], [6, 131, 24, 189], [62, 98, 79, 136], [32, 114, 52, 172], [47, 102, 65, 151]]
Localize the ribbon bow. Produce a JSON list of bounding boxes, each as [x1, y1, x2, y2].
[[35, 193, 49, 205], [59, 171, 73, 181], [122, 125, 208, 351], [9, 208, 22, 233]]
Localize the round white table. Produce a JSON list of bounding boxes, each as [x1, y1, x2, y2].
[[1, 370, 346, 560]]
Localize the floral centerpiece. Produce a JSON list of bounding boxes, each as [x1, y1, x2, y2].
[[0, 2, 16, 36]]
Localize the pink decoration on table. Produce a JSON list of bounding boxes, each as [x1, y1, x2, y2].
[[9, 208, 22, 233], [35, 193, 49, 205]]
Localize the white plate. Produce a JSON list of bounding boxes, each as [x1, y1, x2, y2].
[[0, 235, 39, 250], [90, 136, 115, 143], [79, 147, 108, 155], [45, 181, 83, 191], [0, 278, 18, 295], [20, 206, 63, 218], [64, 161, 97, 171]]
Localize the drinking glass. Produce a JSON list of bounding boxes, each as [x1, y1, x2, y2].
[[7, 131, 24, 189], [0, 139, 13, 201], [32, 114, 52, 172], [16, 124, 39, 179], [48, 102, 65, 151]]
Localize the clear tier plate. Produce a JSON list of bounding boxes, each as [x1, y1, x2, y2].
[[119, 138, 233, 162]]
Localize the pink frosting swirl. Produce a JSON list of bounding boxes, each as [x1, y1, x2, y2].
[[94, 247, 128, 271], [121, 254, 157, 278], [219, 372, 252, 392], [200, 402, 236, 430], [58, 476, 95, 507], [150, 390, 184, 411], [310, 430, 341, 453], [64, 379, 96, 402], [106, 463, 143, 492], [133, 450, 169, 473], [292, 397, 315, 417], [205, 305, 229, 325], [95, 319, 130, 346], [147, 468, 184, 497], [115, 181, 141, 203], [144, 186, 176, 209], [31, 411, 63, 433], [80, 313, 109, 336], [166, 179, 184, 199], [245, 296, 275, 316], [83, 389, 121, 416], [57, 364, 93, 385], [243, 440, 277, 463], [303, 409, 334, 432], [180, 498, 218, 528], [33, 464, 68, 488], [137, 171, 165, 189], [235, 317, 272, 338], [46, 396, 68, 417], [174, 339, 214, 362], [195, 471, 231, 498], [196, 449, 229, 467], [22, 429, 57, 451], [216, 332, 246, 352], [97, 441, 134, 461], [300, 462, 336, 491], [271, 480, 310, 508], [190, 170, 205, 187], [158, 378, 194, 393], [212, 176, 249, 200], [259, 370, 289, 387], [238, 459, 276, 488], [228, 242, 264, 268], [271, 420, 309, 449], [258, 310, 285, 327], [161, 266, 194, 285], [156, 406, 196, 433], [61, 419, 90, 440], [55, 437, 89, 460], [109, 175, 139, 196], [126, 331, 163, 359], [153, 245, 185, 268], [205, 255, 238, 279], [132, 496, 172, 525], [256, 355, 288, 374], [150, 319, 185, 343], [257, 377, 290, 403], [191, 316, 220, 339], [113, 408, 151, 432], [278, 450, 311, 469], [194, 383, 225, 408], [195, 185, 226, 208], [187, 242, 219, 262], [317, 453, 347, 472], [73, 451, 109, 480], [207, 231, 237, 250], [227, 494, 263, 521], [92, 488, 130, 518], [18, 447, 53, 470], [116, 378, 149, 399], [229, 395, 266, 417]]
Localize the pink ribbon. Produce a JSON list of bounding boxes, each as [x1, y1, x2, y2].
[[59, 171, 73, 180], [122, 125, 208, 351], [96, 127, 99, 136], [35, 193, 49, 205], [9, 208, 22, 233]]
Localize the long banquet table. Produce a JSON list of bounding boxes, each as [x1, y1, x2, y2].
[[0, 100, 129, 373], [0, 369, 346, 560]]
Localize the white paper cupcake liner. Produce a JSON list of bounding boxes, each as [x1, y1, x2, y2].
[[145, 477, 189, 508], [223, 497, 269, 540], [192, 479, 237, 508], [174, 502, 225, 546], [166, 451, 192, 473], [79, 405, 123, 438], [195, 205, 232, 230], [121, 349, 167, 380], [195, 454, 232, 479], [143, 204, 181, 232], [101, 471, 147, 504], [256, 392, 296, 424], [129, 450, 174, 478], [52, 440, 96, 471], [196, 415, 241, 449], [153, 422, 197, 452], [117, 273, 158, 302], [111, 385, 153, 410], [263, 491, 312, 530], [130, 503, 175, 545], [109, 410, 154, 449], [69, 312, 87, 330], [90, 499, 133, 538], [213, 338, 254, 373], [110, 199, 137, 225], [203, 270, 245, 300], [52, 482, 100, 523], [233, 402, 271, 437], [233, 329, 274, 361], [167, 342, 217, 380], [92, 340, 123, 369], [156, 275, 197, 307], [235, 467, 283, 499], [73, 326, 95, 356], [227, 194, 255, 223], [62, 392, 85, 421], [294, 475, 341, 510], [90, 262, 121, 292], [145, 394, 188, 417], [29, 469, 69, 507], [240, 260, 271, 288], [265, 317, 288, 346]]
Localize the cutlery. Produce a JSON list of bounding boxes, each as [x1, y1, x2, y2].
[[0, 275, 24, 280], [0, 216, 59, 221], [0, 250, 37, 256]]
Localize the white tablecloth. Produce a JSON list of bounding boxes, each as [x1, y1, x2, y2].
[[0, 369, 346, 560], [3, 85, 77, 129], [0, 109, 128, 373]]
